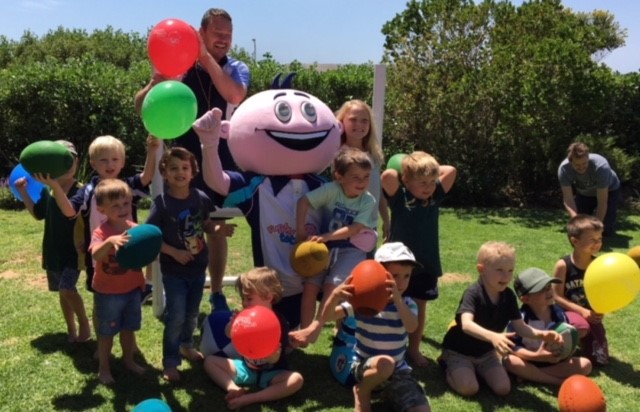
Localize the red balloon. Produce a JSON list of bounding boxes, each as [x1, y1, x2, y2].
[[558, 375, 606, 412], [349, 259, 389, 316], [148, 18, 199, 77], [230, 306, 281, 359]]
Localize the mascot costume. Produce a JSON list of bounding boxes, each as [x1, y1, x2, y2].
[[193, 75, 342, 329]]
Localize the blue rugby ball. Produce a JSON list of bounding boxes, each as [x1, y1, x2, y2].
[[116, 224, 162, 269], [19, 140, 74, 179]]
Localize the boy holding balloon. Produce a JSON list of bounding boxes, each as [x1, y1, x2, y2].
[[203, 267, 303, 410], [552, 214, 609, 366], [15, 140, 91, 344]]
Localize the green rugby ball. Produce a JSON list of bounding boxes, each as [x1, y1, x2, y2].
[[544, 322, 579, 361], [116, 224, 163, 269], [19, 140, 74, 178]]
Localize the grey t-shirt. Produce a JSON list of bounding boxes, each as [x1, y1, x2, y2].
[[557, 153, 620, 196]]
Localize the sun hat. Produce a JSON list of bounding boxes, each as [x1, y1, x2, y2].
[[514, 267, 561, 297], [374, 242, 422, 267]]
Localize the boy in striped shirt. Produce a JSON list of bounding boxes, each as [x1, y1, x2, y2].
[[319, 242, 430, 412]]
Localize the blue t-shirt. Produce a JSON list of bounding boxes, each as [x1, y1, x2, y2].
[[146, 188, 214, 276]]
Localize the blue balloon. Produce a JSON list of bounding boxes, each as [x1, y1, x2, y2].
[[133, 398, 172, 412], [9, 164, 44, 203]]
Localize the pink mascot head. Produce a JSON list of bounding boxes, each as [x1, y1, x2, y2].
[[221, 74, 342, 175]]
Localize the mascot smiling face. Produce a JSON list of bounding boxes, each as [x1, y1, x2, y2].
[[222, 89, 342, 175]]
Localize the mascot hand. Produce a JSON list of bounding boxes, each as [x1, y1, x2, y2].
[[193, 108, 223, 147]]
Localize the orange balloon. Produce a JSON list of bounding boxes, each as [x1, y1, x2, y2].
[[558, 375, 606, 412], [349, 260, 389, 316], [628, 246, 640, 267]]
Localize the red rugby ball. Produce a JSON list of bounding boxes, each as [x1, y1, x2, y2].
[[349, 259, 389, 316]]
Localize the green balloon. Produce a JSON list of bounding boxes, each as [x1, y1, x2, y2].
[[386, 153, 407, 173], [141, 80, 197, 139]]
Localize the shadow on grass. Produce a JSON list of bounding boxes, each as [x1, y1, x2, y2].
[[592, 356, 640, 388]]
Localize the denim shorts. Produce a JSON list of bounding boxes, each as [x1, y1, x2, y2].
[[93, 288, 142, 336], [46, 267, 80, 292], [351, 359, 429, 412], [232, 359, 285, 389]]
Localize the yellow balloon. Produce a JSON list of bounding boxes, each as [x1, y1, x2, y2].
[[584, 252, 640, 314]]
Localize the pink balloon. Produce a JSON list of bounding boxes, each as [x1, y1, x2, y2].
[[230, 306, 281, 359], [148, 18, 199, 77]]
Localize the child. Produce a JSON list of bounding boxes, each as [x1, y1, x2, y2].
[[335, 99, 390, 241], [552, 214, 609, 365], [504, 267, 592, 385], [381, 151, 456, 367], [440, 241, 562, 397], [203, 267, 303, 410], [47, 135, 159, 295], [89, 179, 147, 384], [15, 140, 91, 343], [146, 147, 224, 381], [295, 146, 377, 340], [319, 242, 430, 412]]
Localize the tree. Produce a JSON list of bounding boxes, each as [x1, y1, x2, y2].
[[382, 0, 629, 205]]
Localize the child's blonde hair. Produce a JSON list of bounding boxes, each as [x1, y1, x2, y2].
[[335, 99, 384, 165], [94, 178, 132, 207], [566, 214, 603, 241], [332, 146, 373, 177], [88, 135, 126, 161], [476, 241, 516, 266], [401, 151, 440, 180], [235, 267, 283, 304]]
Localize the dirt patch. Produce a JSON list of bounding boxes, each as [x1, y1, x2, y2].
[[441, 272, 473, 284], [0, 271, 20, 280]]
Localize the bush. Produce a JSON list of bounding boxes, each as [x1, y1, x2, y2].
[[0, 187, 25, 210]]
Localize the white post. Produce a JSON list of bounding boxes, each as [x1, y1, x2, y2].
[[150, 143, 165, 319], [372, 64, 387, 147]]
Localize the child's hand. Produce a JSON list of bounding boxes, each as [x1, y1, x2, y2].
[[540, 330, 563, 346], [534, 343, 563, 363], [491, 331, 516, 356], [215, 222, 236, 238], [146, 135, 161, 151], [169, 248, 195, 265], [308, 234, 329, 244], [107, 232, 131, 252], [583, 309, 604, 324], [385, 272, 401, 303], [334, 278, 355, 301], [193, 108, 222, 145], [14, 177, 28, 193], [32, 173, 56, 187]]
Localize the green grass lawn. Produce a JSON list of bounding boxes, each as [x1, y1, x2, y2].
[[1, 207, 639, 411]]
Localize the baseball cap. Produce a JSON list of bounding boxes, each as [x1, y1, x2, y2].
[[374, 242, 422, 267], [514, 267, 561, 297], [55, 140, 78, 157]]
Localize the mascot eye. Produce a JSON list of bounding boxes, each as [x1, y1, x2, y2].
[[301, 102, 317, 122], [275, 101, 292, 123]]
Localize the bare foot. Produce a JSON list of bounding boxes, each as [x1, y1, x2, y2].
[[408, 350, 429, 367], [162, 367, 180, 382], [67, 333, 78, 343], [76, 323, 91, 343], [125, 360, 146, 375], [180, 347, 204, 362], [289, 325, 321, 348], [98, 370, 115, 385], [225, 388, 250, 410]]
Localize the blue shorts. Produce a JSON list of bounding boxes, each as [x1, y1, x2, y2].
[[46, 267, 80, 292], [232, 359, 285, 389], [94, 289, 142, 336]]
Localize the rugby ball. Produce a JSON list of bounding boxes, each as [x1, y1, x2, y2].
[[199, 310, 240, 359], [115, 224, 162, 269], [19, 140, 74, 178], [349, 259, 389, 316], [545, 322, 579, 361], [290, 240, 329, 278]]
